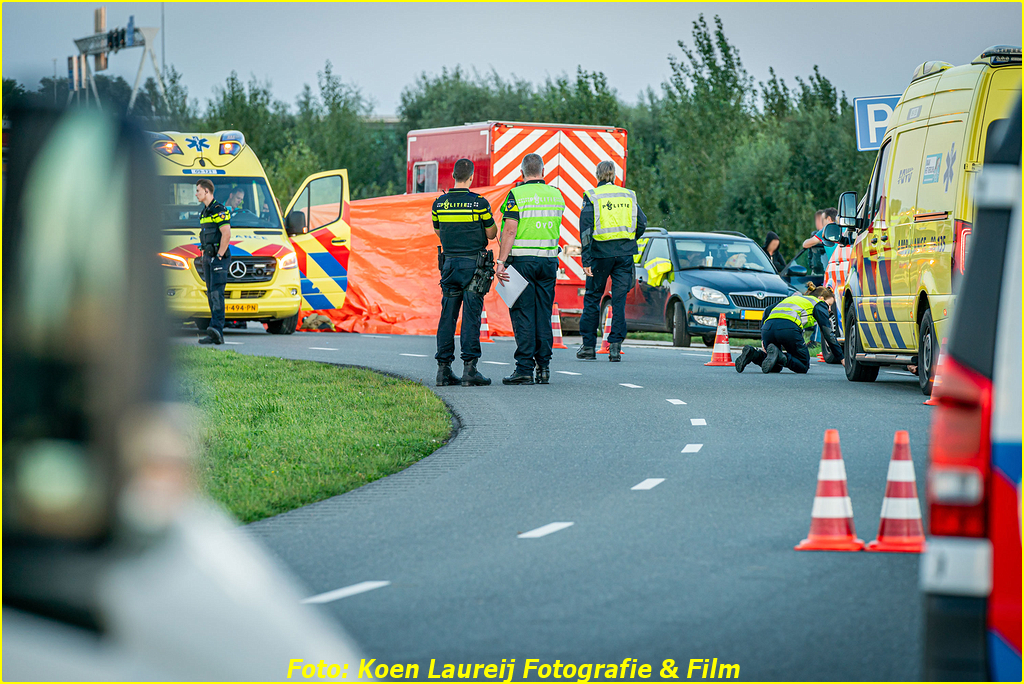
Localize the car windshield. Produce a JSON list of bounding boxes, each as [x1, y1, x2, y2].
[[160, 177, 281, 230], [673, 237, 773, 272]]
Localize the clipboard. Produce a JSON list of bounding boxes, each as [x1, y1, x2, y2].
[[495, 265, 528, 308]]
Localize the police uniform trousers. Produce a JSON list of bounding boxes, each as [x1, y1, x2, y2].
[[580, 255, 634, 347], [203, 254, 230, 334], [435, 256, 484, 364], [508, 256, 558, 374], [752, 318, 811, 373]]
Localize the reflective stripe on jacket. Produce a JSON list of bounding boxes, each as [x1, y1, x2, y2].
[[509, 183, 564, 257], [585, 185, 638, 242], [766, 293, 817, 329]]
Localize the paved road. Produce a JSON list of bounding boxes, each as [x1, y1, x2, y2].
[[190, 326, 933, 680]]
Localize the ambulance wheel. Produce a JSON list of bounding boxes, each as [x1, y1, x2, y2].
[[671, 301, 691, 347], [918, 309, 937, 396], [267, 313, 298, 335], [702, 334, 716, 347], [844, 303, 878, 382]]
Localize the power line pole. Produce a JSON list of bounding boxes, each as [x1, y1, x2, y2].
[[161, 2, 165, 75]]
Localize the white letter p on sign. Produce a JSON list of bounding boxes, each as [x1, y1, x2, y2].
[[866, 104, 894, 144]]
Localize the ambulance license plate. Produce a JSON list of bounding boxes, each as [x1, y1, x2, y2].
[[743, 309, 763, 321], [226, 303, 258, 314]]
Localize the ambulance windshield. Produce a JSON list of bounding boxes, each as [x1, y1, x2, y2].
[[674, 238, 773, 272], [160, 177, 281, 229]]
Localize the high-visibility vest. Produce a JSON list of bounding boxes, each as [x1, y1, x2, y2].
[[767, 293, 818, 329], [585, 184, 638, 241], [644, 257, 673, 287], [508, 183, 564, 258]]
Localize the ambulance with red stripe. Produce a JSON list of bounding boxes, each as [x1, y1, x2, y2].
[[407, 121, 628, 331], [153, 130, 351, 333], [832, 46, 1020, 394]]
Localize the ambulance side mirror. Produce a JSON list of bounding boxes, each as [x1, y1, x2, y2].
[[286, 211, 306, 236], [837, 191, 859, 229], [821, 222, 842, 244]]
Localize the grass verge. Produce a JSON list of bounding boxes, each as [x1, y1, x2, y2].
[[176, 347, 451, 523]]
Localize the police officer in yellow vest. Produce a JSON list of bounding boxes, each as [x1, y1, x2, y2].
[[494, 153, 565, 385], [577, 160, 648, 362], [735, 283, 844, 374]]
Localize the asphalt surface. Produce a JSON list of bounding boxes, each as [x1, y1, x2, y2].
[[185, 326, 934, 681]]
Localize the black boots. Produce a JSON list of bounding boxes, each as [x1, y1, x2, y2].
[[736, 345, 757, 373], [502, 369, 535, 385], [535, 367, 550, 384], [436, 362, 461, 386], [576, 345, 596, 360], [608, 342, 622, 362], [461, 359, 491, 386], [761, 344, 785, 374], [198, 328, 223, 345]]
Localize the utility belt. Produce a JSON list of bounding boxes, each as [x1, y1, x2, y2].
[[438, 249, 495, 297]]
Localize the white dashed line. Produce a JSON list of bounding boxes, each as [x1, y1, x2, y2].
[[518, 522, 574, 539], [631, 478, 665, 490], [481, 361, 510, 365], [224, 341, 243, 345], [690, 418, 707, 426], [681, 353, 709, 357], [681, 444, 703, 453], [309, 347, 338, 351], [666, 399, 687, 405], [301, 581, 390, 604], [555, 371, 581, 375], [620, 383, 643, 389], [399, 353, 428, 358]]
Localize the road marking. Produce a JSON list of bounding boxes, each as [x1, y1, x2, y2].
[[224, 341, 243, 345], [362, 335, 389, 339], [481, 361, 510, 365], [309, 347, 338, 351], [518, 522, 574, 539], [300, 580, 390, 604], [555, 370, 581, 375], [666, 399, 687, 405], [620, 383, 643, 389], [690, 418, 707, 426], [681, 353, 709, 357], [884, 370, 916, 377], [399, 353, 428, 358], [631, 478, 665, 490], [681, 444, 703, 453]]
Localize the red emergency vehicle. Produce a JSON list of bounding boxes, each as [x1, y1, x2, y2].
[[407, 121, 629, 330]]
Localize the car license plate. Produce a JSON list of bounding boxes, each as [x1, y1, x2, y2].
[[743, 309, 763, 321], [226, 303, 258, 314]]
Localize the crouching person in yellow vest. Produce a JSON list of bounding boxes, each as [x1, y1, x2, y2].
[[494, 153, 565, 385], [576, 161, 648, 362], [735, 283, 844, 374]]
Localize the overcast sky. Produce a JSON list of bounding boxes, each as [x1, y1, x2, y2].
[[3, 3, 1021, 115]]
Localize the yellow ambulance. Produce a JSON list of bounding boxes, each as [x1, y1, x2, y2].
[[833, 45, 1021, 394], [153, 130, 353, 333]]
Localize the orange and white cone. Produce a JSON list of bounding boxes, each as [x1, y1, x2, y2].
[[704, 313, 734, 367], [866, 431, 924, 553], [479, 305, 495, 344], [923, 340, 947, 405], [795, 429, 865, 551], [551, 303, 567, 349], [817, 352, 825, 363], [597, 306, 613, 354]]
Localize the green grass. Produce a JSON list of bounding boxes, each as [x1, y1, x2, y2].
[[176, 348, 451, 523]]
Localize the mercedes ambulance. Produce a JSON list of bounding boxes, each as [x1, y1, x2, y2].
[[832, 46, 1021, 394], [153, 130, 353, 333]]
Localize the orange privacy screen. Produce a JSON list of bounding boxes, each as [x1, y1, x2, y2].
[[321, 185, 515, 336]]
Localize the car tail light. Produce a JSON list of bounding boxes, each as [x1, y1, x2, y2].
[[926, 355, 992, 537], [952, 219, 972, 279]]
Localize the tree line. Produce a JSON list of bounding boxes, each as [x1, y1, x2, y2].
[[4, 15, 875, 258]]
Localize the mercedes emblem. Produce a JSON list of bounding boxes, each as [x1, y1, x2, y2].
[[229, 261, 247, 279]]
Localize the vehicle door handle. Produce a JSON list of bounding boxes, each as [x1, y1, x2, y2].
[[871, 237, 878, 244], [880, 235, 888, 242], [331, 238, 347, 244]]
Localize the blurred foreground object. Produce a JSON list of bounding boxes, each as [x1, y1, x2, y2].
[[2, 106, 363, 680]]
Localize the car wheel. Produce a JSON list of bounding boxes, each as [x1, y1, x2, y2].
[[918, 309, 937, 396], [702, 333, 715, 348], [671, 301, 690, 347], [194, 317, 210, 332], [267, 312, 298, 335], [844, 303, 879, 382]]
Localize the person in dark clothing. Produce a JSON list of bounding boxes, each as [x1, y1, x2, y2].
[[196, 178, 232, 345], [432, 158, 498, 387], [576, 160, 648, 361], [734, 283, 844, 374], [762, 231, 786, 273]]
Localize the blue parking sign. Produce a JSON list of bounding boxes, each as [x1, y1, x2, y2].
[[853, 95, 902, 151]]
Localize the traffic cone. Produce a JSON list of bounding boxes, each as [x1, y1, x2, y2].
[[923, 340, 947, 405], [704, 314, 734, 367], [479, 305, 495, 344], [817, 352, 825, 363], [866, 431, 925, 553], [597, 306, 613, 354], [551, 303, 567, 349], [795, 429, 865, 551]]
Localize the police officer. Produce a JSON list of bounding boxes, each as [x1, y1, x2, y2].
[[195, 179, 231, 345], [577, 160, 647, 362], [494, 153, 564, 385], [433, 158, 497, 387], [734, 283, 844, 374]]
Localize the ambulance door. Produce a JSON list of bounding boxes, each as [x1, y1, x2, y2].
[[284, 170, 351, 311], [885, 125, 928, 348]]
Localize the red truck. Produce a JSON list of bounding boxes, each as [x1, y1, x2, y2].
[[406, 121, 629, 330]]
